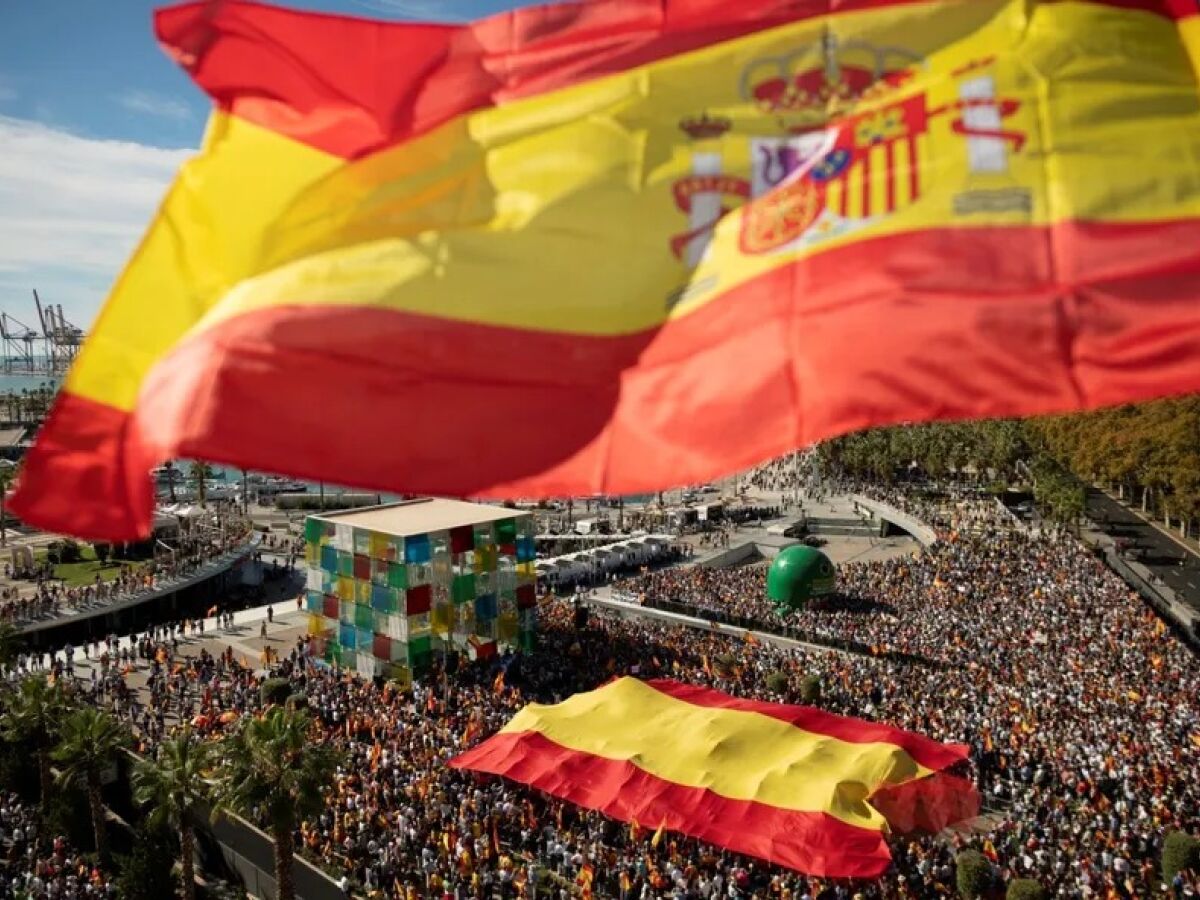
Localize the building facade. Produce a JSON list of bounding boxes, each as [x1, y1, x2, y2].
[[304, 499, 537, 682]]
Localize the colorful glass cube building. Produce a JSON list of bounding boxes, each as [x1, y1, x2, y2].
[[304, 499, 537, 683]]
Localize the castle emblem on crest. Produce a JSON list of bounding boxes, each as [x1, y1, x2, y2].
[[671, 32, 1029, 267]]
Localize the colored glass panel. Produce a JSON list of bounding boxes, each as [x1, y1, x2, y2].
[[475, 593, 497, 622], [495, 518, 517, 543], [320, 544, 338, 573], [497, 613, 518, 642], [339, 623, 357, 649], [387, 664, 412, 688], [405, 534, 430, 564], [450, 525, 474, 554], [373, 633, 391, 660], [354, 604, 375, 629], [516, 536, 536, 562], [353, 553, 371, 580], [452, 574, 476, 604], [336, 577, 354, 601], [369, 584, 391, 612], [406, 583, 432, 615], [336, 550, 354, 576], [355, 579, 372, 604], [322, 594, 339, 618], [473, 544, 497, 573], [306, 590, 323, 612], [516, 583, 536, 610], [371, 557, 389, 585], [368, 531, 392, 560], [304, 517, 325, 543], [387, 561, 408, 590], [408, 612, 431, 636], [431, 601, 456, 634]]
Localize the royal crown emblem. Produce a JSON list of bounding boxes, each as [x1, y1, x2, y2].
[[740, 33, 923, 129], [669, 36, 1029, 268]]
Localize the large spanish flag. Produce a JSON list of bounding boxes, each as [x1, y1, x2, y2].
[[450, 678, 974, 877], [13, 0, 1200, 538]]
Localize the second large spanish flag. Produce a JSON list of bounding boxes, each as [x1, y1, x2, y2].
[[451, 678, 974, 877], [13, 0, 1200, 538]]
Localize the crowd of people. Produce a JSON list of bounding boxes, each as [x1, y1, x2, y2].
[[1, 483, 1197, 899], [0, 526, 255, 626], [0, 793, 115, 898]]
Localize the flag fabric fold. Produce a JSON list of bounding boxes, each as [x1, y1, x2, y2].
[[449, 677, 975, 877], [13, 0, 1200, 539]]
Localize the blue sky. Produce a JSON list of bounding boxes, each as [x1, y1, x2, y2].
[[0, 0, 523, 329]]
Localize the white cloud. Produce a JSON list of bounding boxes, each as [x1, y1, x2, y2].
[[0, 116, 192, 326], [117, 89, 193, 123]]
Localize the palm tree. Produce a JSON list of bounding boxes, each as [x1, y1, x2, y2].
[[189, 462, 213, 508], [215, 708, 343, 900], [0, 675, 68, 803], [52, 706, 129, 860], [0, 461, 17, 547], [132, 728, 213, 900]]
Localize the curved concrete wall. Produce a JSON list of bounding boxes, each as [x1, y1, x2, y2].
[[848, 495, 939, 547]]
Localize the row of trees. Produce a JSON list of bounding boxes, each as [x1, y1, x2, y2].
[[814, 395, 1200, 533], [1030, 397, 1200, 537], [0, 672, 344, 900], [0, 384, 57, 427]]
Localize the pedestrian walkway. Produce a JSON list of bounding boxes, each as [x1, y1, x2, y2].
[[46, 599, 308, 673], [587, 585, 842, 656], [17, 540, 260, 634]]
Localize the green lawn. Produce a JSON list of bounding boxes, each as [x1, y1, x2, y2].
[[35, 545, 130, 587]]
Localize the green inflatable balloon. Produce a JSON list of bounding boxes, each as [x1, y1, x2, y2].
[[767, 545, 836, 612]]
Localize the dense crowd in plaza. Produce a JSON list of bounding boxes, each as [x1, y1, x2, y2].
[[1, 482, 1198, 899], [0, 792, 115, 898]]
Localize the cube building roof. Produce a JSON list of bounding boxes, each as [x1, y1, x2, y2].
[[310, 498, 529, 538]]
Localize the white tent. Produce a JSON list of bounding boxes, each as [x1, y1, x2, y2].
[[151, 511, 181, 534]]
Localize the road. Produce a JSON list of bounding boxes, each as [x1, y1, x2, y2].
[[1085, 488, 1200, 616]]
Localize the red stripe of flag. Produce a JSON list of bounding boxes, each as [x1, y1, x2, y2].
[[154, 0, 947, 160]]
